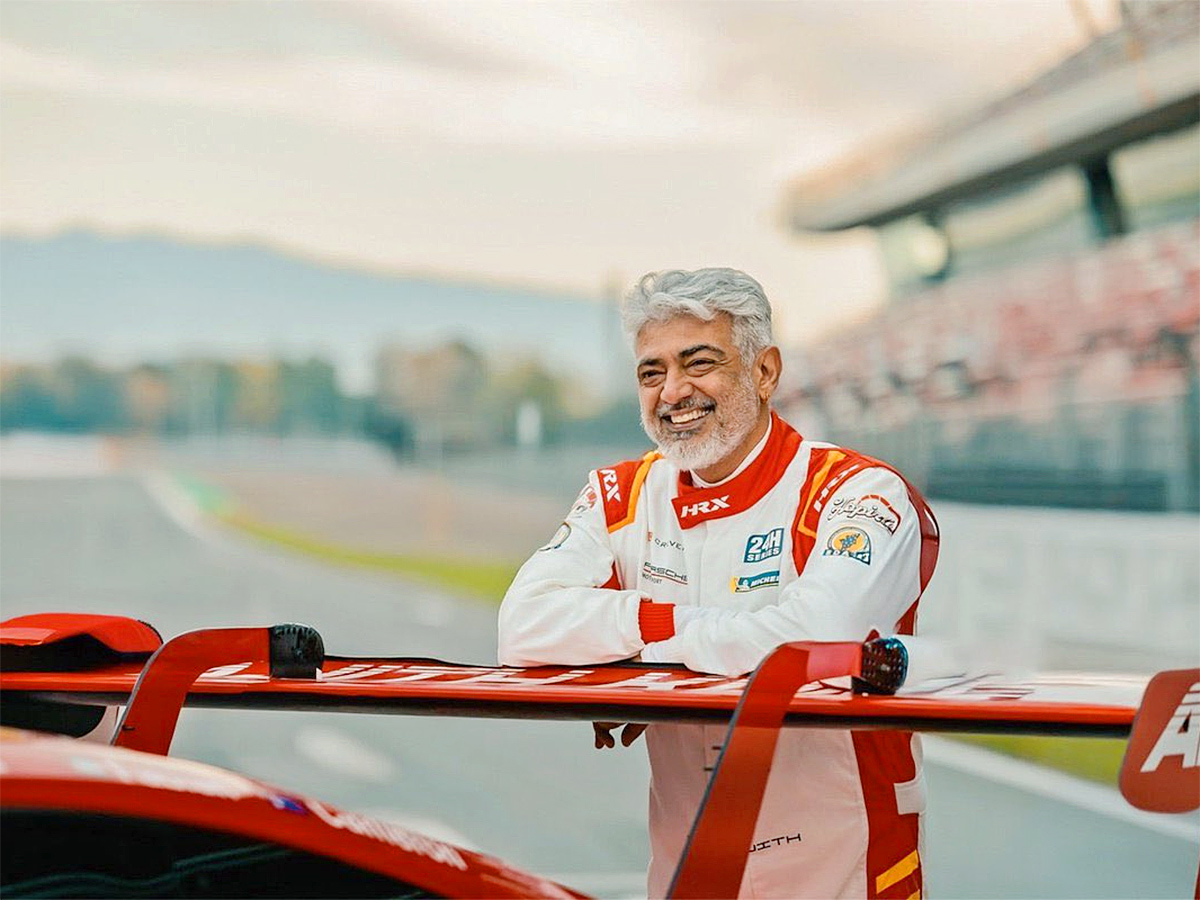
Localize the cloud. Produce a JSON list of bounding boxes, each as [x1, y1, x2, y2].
[[0, 35, 748, 149], [1, 0, 1111, 156]]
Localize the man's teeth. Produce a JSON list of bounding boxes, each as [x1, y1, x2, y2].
[[667, 408, 710, 425]]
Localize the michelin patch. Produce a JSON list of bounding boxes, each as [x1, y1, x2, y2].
[[823, 526, 872, 565], [732, 570, 780, 592], [539, 522, 572, 551]]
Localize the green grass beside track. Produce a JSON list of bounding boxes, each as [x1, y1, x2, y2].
[[946, 734, 1126, 786], [221, 512, 520, 601], [173, 473, 520, 602], [174, 472, 1127, 786]]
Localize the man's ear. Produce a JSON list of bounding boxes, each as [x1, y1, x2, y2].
[[755, 346, 782, 402]]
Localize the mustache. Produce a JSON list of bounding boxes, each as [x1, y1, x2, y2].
[[655, 397, 715, 417]]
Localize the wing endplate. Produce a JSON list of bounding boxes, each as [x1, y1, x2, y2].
[[1119, 667, 1200, 814]]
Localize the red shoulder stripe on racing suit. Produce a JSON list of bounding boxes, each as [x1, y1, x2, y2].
[[595, 452, 661, 594], [602, 452, 661, 534], [791, 447, 940, 898], [791, 446, 848, 564], [791, 449, 940, 627]]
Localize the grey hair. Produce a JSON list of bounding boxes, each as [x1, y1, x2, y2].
[[621, 268, 774, 362]]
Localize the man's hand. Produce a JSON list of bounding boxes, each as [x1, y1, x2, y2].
[[593, 721, 648, 749]]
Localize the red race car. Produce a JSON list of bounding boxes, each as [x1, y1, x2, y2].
[[1, 612, 1196, 898]]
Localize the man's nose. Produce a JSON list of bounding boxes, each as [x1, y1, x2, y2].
[[659, 368, 693, 406]]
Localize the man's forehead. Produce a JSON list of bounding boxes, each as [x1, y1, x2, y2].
[[635, 314, 736, 360]]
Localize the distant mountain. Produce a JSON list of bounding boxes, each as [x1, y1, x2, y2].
[[0, 232, 630, 394]]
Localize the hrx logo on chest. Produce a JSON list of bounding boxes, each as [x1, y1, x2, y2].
[[678, 496, 731, 519]]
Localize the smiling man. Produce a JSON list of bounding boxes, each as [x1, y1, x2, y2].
[[498, 268, 940, 899]]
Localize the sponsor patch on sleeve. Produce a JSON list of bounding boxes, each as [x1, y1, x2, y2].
[[822, 526, 872, 565], [825, 493, 901, 533], [568, 484, 599, 519], [538, 522, 572, 552]]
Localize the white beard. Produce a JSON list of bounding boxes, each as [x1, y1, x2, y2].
[[641, 375, 760, 474]]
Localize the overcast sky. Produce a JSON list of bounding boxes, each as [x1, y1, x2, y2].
[[0, 0, 1119, 344]]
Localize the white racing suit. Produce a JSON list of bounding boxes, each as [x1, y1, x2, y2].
[[498, 412, 939, 899]]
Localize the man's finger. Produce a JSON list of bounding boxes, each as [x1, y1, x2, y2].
[[620, 723, 648, 747], [593, 722, 618, 749]]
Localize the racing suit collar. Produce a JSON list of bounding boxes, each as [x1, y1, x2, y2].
[[691, 416, 773, 489], [672, 411, 802, 529]]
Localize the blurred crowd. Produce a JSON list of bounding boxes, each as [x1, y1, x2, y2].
[[778, 220, 1199, 510]]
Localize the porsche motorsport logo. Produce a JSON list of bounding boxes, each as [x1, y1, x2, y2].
[[642, 561, 688, 585], [823, 526, 872, 564]]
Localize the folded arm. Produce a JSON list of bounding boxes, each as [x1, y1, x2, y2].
[[498, 472, 650, 666]]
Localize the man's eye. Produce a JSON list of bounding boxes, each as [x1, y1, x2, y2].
[[639, 370, 664, 386], [687, 359, 716, 373]]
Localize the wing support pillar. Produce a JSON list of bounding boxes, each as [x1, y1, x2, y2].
[[668, 641, 863, 900], [113, 624, 323, 755]]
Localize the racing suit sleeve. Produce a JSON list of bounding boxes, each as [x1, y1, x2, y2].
[[642, 467, 924, 677], [497, 471, 647, 667]]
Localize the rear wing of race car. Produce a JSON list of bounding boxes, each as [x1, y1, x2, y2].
[[1, 614, 1197, 899]]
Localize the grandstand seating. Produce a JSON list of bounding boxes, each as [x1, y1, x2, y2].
[[778, 220, 1199, 510]]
